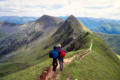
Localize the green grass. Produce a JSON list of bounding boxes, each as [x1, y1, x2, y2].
[[96, 33, 120, 55], [65, 49, 85, 58], [0, 33, 54, 78], [0, 49, 85, 80], [0, 62, 34, 76], [60, 34, 120, 80], [117, 55, 120, 59], [1, 34, 120, 80], [0, 48, 88, 80], [0, 27, 58, 77], [0, 33, 91, 79], [0, 58, 52, 80]]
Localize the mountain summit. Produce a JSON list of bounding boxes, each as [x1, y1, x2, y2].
[[66, 15, 91, 33], [37, 15, 63, 27], [50, 15, 91, 48], [66, 15, 80, 23], [54, 15, 90, 37]]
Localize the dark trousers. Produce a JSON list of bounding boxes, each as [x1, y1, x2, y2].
[[59, 59, 63, 71], [52, 58, 58, 71]]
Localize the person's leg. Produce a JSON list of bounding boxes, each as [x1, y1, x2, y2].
[[53, 59, 58, 71], [61, 60, 63, 71], [55, 59, 58, 70], [52, 59, 56, 71], [59, 59, 63, 71], [55, 59, 58, 68]]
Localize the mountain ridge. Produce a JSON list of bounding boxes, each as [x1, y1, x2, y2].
[[0, 15, 120, 80]]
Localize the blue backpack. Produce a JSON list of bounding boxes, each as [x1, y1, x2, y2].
[[50, 50, 59, 59]]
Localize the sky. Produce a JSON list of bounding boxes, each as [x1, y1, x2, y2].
[[0, 0, 120, 19]]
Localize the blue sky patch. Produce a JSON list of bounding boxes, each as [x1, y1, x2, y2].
[[0, 0, 7, 1]]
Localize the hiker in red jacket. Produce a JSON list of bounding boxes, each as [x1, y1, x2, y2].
[[57, 44, 66, 71]]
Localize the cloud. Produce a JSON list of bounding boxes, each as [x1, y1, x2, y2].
[[39, 5, 63, 10], [0, 8, 17, 12], [84, 5, 113, 9], [0, 0, 120, 20]]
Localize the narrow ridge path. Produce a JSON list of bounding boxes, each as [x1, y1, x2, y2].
[[40, 40, 93, 80]]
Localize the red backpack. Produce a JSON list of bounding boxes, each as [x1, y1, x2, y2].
[[60, 49, 66, 58]]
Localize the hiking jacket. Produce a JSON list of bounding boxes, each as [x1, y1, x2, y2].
[[58, 48, 64, 61], [51, 49, 59, 59]]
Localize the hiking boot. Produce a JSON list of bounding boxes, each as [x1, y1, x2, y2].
[[53, 67, 56, 71], [60, 68, 63, 71]]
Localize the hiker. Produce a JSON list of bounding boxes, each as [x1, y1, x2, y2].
[[49, 46, 59, 71], [57, 44, 66, 71]]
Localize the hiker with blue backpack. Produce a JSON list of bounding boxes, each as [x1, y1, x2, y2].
[[49, 46, 59, 71], [49, 44, 66, 71]]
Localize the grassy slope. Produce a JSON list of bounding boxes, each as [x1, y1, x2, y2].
[[0, 30, 56, 77], [60, 34, 120, 80], [0, 33, 91, 80], [1, 34, 120, 80], [0, 58, 52, 80], [0, 49, 88, 80], [0, 20, 59, 77], [0, 50, 90, 80], [0, 62, 30, 77], [117, 55, 120, 59], [96, 33, 120, 55]]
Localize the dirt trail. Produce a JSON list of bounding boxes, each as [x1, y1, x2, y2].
[[40, 40, 93, 80]]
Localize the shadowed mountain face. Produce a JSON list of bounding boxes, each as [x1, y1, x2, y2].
[[0, 15, 63, 58], [0, 15, 91, 61], [18, 15, 63, 35], [44, 15, 91, 49], [0, 22, 19, 35]]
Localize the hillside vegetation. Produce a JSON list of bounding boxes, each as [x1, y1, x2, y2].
[[96, 33, 120, 55], [0, 32, 91, 80], [60, 34, 120, 80], [117, 55, 120, 59], [1, 34, 120, 80]]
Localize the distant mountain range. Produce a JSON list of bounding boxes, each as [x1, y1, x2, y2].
[[61, 16, 120, 34], [0, 16, 38, 24], [1, 16, 120, 34], [78, 17, 120, 34], [0, 16, 120, 34]]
